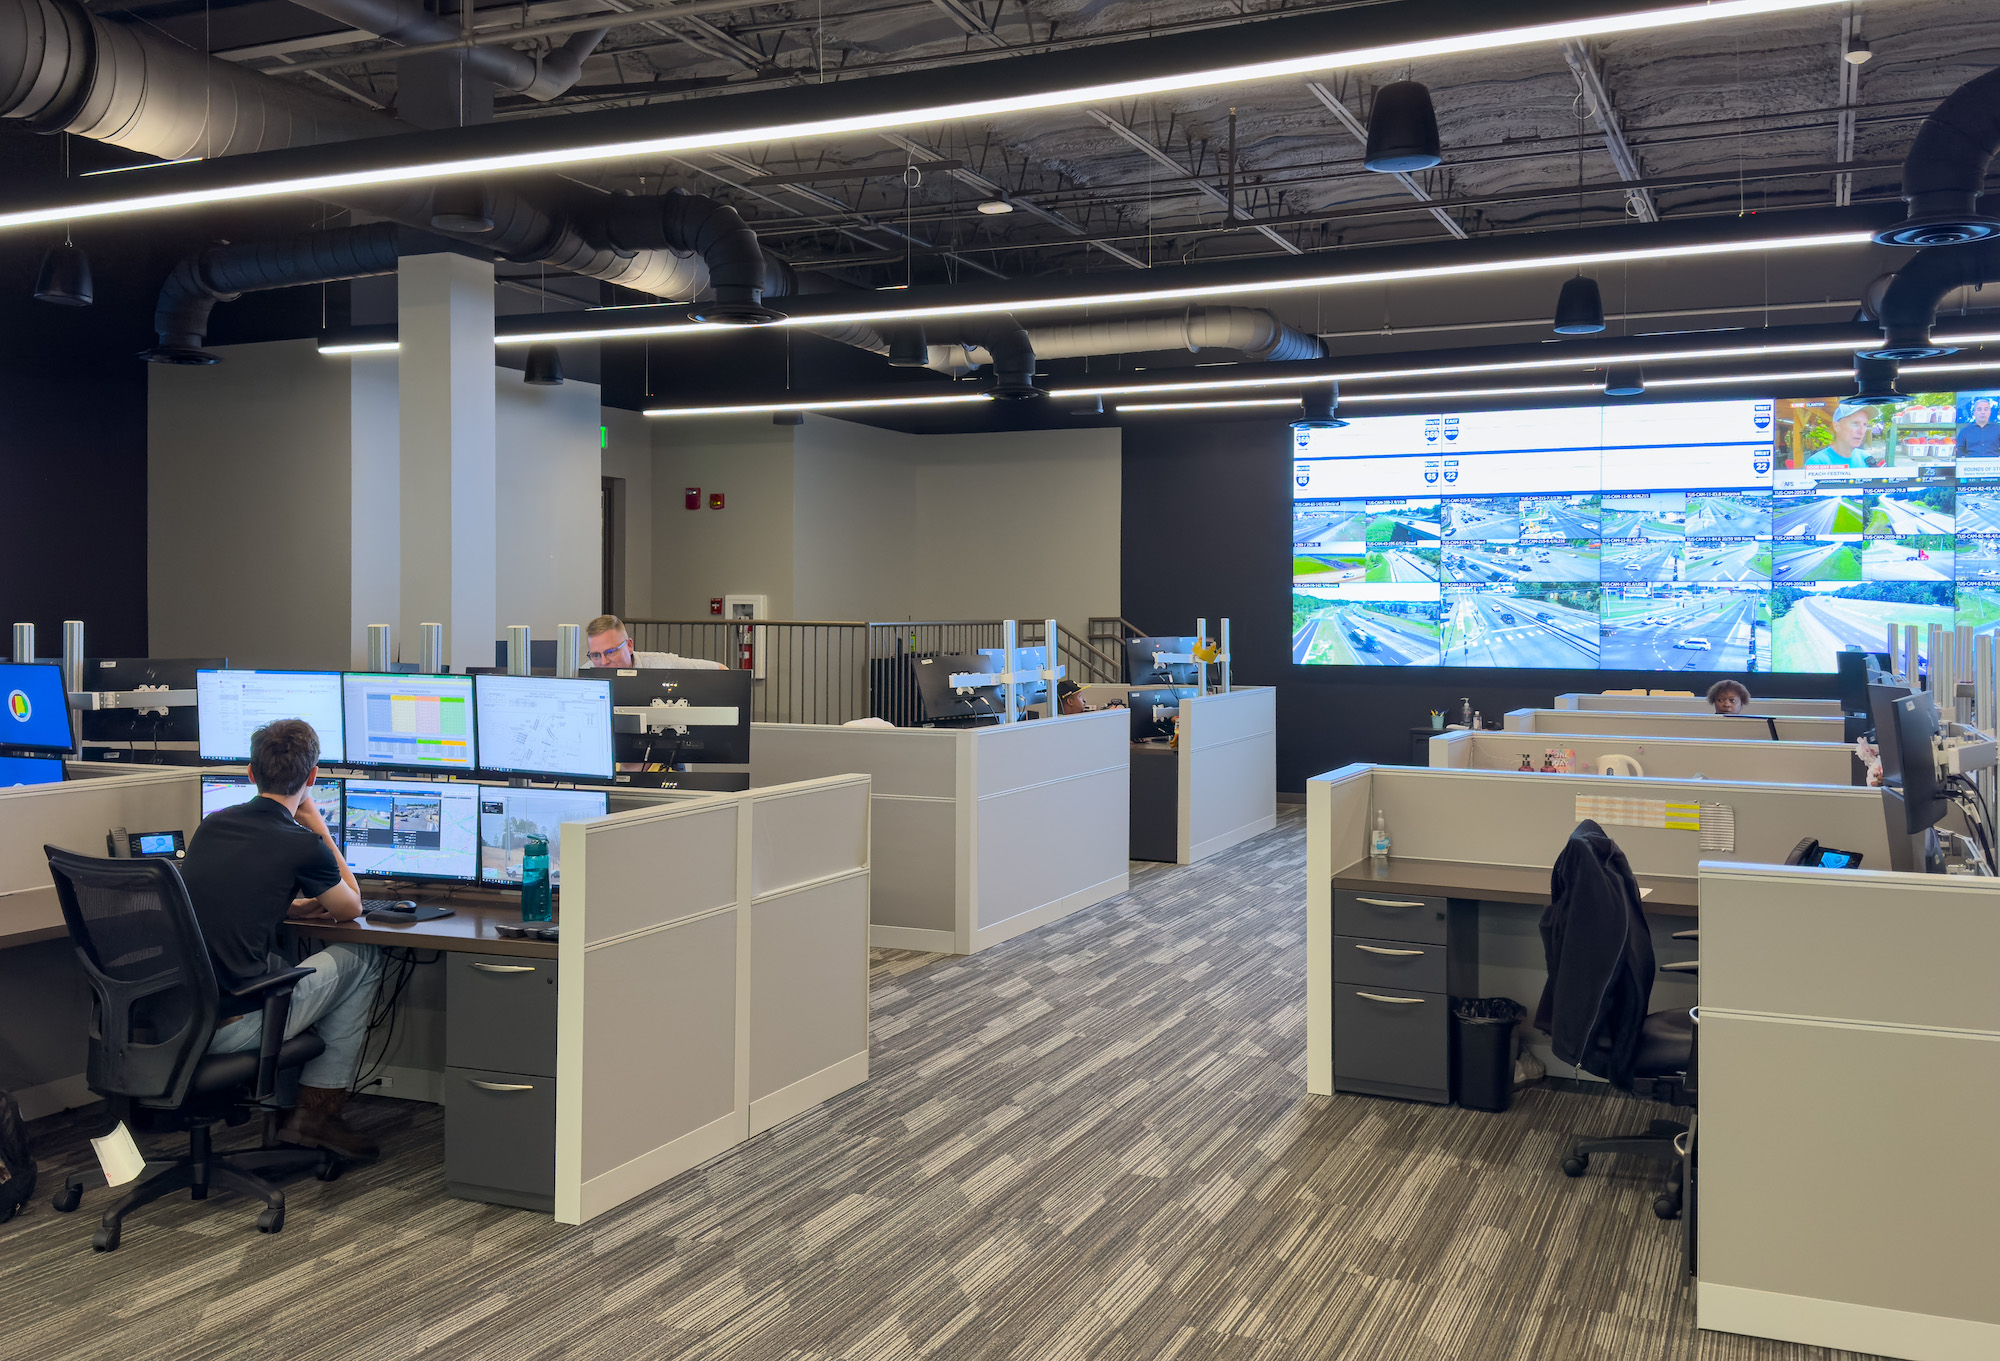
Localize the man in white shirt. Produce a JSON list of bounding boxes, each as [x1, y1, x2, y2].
[[584, 614, 728, 670]]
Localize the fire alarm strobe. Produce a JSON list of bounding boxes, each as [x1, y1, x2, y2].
[[685, 487, 701, 510], [709, 598, 724, 615], [709, 492, 725, 510]]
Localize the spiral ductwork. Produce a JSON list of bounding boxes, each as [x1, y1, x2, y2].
[[1875, 65, 2000, 247], [286, 0, 606, 101]]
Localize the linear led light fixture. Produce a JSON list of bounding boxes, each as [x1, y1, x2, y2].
[[0, 0, 1865, 232], [1114, 357, 2000, 411], [643, 393, 994, 416], [318, 340, 401, 355], [1057, 330, 2000, 400]]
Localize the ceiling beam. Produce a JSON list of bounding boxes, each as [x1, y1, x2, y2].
[[1560, 38, 1658, 223], [1083, 108, 1303, 255], [1304, 80, 1468, 240]]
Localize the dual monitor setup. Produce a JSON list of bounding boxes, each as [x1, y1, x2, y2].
[[906, 635, 1203, 734], [1832, 650, 1995, 874]]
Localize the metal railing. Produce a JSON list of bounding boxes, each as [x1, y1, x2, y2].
[[1088, 616, 1147, 684], [866, 620, 1014, 725], [624, 619, 870, 724]]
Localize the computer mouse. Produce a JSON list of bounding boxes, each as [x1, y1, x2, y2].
[[391, 900, 418, 912]]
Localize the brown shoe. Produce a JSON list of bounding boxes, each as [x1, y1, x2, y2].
[[278, 1085, 379, 1161]]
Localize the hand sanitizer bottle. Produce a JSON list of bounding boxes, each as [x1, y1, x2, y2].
[[1370, 810, 1391, 860]]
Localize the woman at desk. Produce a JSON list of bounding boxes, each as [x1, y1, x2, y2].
[[1707, 679, 1751, 714]]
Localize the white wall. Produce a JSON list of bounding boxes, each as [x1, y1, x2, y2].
[[496, 373, 603, 639], [645, 413, 1120, 630], [600, 406, 653, 619]]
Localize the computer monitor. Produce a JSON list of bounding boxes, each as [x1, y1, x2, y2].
[[473, 674, 615, 781], [341, 672, 476, 773], [0, 662, 75, 756], [1124, 637, 1199, 687], [200, 774, 343, 833], [976, 646, 1050, 711], [477, 787, 608, 888], [1130, 687, 1193, 742], [196, 669, 345, 764], [589, 668, 752, 766], [910, 653, 1002, 727], [80, 657, 220, 745], [1867, 682, 1914, 785], [0, 755, 63, 787], [1835, 650, 1877, 716], [1890, 692, 1948, 835], [341, 779, 479, 882]]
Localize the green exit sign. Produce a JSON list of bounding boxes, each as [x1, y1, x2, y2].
[[600, 425, 608, 448]]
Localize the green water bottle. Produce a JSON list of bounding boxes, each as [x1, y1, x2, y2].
[[521, 834, 552, 922]]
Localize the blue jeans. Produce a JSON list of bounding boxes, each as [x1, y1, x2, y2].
[[207, 943, 384, 1093]]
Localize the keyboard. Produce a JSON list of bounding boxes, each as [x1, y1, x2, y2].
[[362, 897, 416, 912]]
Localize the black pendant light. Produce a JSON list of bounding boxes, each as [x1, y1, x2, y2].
[[1553, 276, 1606, 334], [887, 327, 929, 367], [1602, 366, 1645, 397], [1363, 81, 1442, 173], [522, 343, 565, 385], [429, 181, 494, 232], [1851, 356, 1903, 404], [34, 243, 94, 306], [1292, 382, 1348, 431]]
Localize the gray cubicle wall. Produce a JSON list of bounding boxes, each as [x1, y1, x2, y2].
[[1697, 864, 1998, 1360], [1555, 692, 1842, 716], [1429, 729, 1856, 785], [0, 767, 202, 1117], [1505, 707, 1845, 744], [1177, 687, 1278, 863]]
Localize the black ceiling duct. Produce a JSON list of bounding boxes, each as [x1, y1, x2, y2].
[[1292, 382, 1346, 431], [1874, 65, 2000, 247], [1852, 355, 1904, 404], [429, 182, 495, 233], [1363, 81, 1442, 173], [34, 243, 93, 306], [522, 344, 565, 385], [1552, 276, 1606, 334], [1857, 240, 2000, 360], [602, 190, 781, 325]]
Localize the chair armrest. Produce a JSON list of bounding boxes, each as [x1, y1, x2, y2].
[[1659, 960, 1700, 973], [1670, 930, 1699, 940], [224, 967, 317, 1101]]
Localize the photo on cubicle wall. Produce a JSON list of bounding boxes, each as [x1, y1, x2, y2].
[[1291, 391, 2000, 673]]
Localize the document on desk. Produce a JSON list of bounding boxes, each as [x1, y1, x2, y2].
[[1574, 794, 1736, 851]]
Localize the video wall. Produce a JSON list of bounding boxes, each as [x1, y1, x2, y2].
[[1291, 390, 2000, 672]]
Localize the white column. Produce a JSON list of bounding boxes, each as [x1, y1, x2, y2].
[[398, 251, 496, 673]]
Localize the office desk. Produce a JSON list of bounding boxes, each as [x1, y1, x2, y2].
[[289, 901, 557, 960], [1332, 856, 1699, 917], [1127, 688, 1278, 865]]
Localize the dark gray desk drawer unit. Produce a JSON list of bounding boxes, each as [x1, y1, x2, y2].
[[1332, 884, 1477, 1105], [444, 1066, 557, 1212], [445, 954, 558, 1210], [446, 953, 557, 1078]]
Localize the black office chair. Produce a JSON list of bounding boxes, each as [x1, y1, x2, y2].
[[1538, 821, 1697, 1220], [42, 846, 340, 1251]]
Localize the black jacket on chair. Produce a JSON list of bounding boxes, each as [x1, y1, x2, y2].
[[1535, 819, 1657, 1088]]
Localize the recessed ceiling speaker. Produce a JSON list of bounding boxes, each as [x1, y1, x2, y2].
[[1603, 366, 1645, 396], [1843, 36, 1871, 64], [1292, 382, 1348, 431], [33, 244, 93, 306], [1553, 275, 1607, 334], [1363, 81, 1442, 173], [977, 200, 1014, 215], [522, 343, 565, 386]]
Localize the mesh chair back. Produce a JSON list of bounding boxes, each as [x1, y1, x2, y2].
[[42, 846, 223, 1108]]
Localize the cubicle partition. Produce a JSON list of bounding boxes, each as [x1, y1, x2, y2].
[[1696, 863, 1997, 1361], [1303, 763, 1900, 1097], [1429, 728, 1857, 785], [1555, 692, 1842, 717], [556, 775, 870, 1224], [1171, 687, 1278, 863], [1505, 708, 1845, 743], [751, 710, 1128, 954]]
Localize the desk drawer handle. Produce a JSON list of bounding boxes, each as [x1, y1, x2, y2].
[[1354, 944, 1425, 957], [1355, 991, 1426, 1005], [470, 963, 537, 974], [1355, 897, 1426, 909], [467, 1079, 536, 1092]]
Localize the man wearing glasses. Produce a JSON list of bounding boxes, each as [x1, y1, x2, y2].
[[584, 614, 727, 670]]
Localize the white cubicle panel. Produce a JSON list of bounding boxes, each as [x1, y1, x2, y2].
[[1429, 728, 1856, 786], [1504, 707, 1845, 744], [555, 775, 870, 1226], [1175, 687, 1277, 864], [1696, 864, 1999, 1361], [1554, 692, 1842, 716], [0, 767, 201, 947], [752, 710, 1128, 955]]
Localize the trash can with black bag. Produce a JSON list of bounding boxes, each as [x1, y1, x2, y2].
[[1454, 997, 1526, 1111]]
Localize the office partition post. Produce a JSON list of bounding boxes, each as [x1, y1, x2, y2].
[[1903, 625, 1919, 687], [10, 623, 30, 665], [1220, 618, 1232, 694], [1195, 617, 1208, 694], [1929, 625, 1945, 694], [418, 623, 444, 675], [507, 625, 531, 677], [1044, 618, 1062, 710], [1002, 619, 1018, 725], [61, 620, 84, 749], [366, 624, 392, 672], [556, 625, 581, 679]]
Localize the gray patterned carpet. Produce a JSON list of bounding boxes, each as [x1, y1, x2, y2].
[[4, 809, 1881, 1360]]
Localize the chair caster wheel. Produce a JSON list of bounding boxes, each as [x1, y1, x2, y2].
[[1561, 1155, 1589, 1177], [92, 1225, 120, 1252], [1653, 1193, 1683, 1220], [314, 1160, 342, 1182], [256, 1207, 284, 1234], [51, 1183, 83, 1214]]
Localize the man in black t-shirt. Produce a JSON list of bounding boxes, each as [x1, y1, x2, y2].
[[181, 719, 383, 1159]]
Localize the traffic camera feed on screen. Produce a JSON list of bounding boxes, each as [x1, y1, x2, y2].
[[1292, 391, 2000, 672]]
